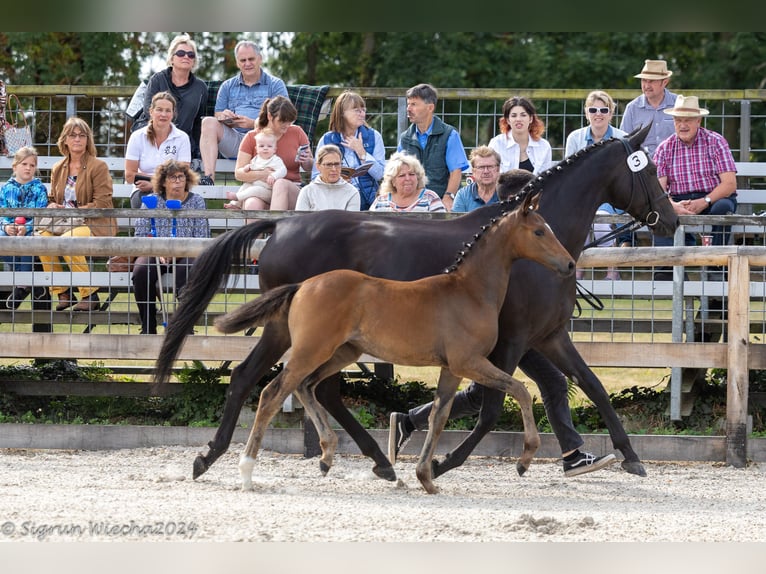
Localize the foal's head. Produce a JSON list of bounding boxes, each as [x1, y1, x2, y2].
[[445, 190, 574, 277]]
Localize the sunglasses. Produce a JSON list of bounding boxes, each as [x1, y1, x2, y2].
[[174, 50, 196, 59], [587, 107, 610, 115]]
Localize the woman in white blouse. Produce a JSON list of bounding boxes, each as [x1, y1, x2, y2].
[[488, 96, 552, 175]]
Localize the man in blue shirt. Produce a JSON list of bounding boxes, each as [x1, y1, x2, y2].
[[397, 83, 469, 211], [198, 40, 288, 185], [452, 146, 502, 212], [620, 59, 678, 156]]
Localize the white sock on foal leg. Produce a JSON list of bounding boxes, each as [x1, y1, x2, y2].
[[239, 455, 256, 490]]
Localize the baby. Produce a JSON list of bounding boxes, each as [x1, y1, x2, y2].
[[226, 128, 287, 208]]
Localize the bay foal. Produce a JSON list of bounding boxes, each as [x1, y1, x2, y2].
[[214, 193, 574, 493]]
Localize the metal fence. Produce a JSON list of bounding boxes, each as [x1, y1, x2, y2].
[[5, 85, 766, 167]]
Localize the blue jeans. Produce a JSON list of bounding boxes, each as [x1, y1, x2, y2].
[[654, 194, 738, 247], [2, 255, 34, 272]]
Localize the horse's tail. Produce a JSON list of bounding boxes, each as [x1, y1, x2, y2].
[[215, 283, 300, 334], [153, 219, 279, 385]]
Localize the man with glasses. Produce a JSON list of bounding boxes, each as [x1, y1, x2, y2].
[[452, 146, 504, 212], [620, 59, 678, 156], [198, 40, 288, 185]]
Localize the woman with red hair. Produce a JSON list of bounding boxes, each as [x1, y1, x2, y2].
[[488, 96, 552, 175]]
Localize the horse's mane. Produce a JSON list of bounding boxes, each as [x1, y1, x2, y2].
[[442, 137, 618, 274], [443, 186, 534, 274]]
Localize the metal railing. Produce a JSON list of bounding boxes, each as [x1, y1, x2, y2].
[[4, 85, 766, 166]]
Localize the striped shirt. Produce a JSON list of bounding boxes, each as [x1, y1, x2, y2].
[[369, 188, 446, 212], [653, 127, 737, 195]]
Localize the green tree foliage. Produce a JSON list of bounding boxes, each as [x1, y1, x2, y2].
[[263, 32, 766, 91]]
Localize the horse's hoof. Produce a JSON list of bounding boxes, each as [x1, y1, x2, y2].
[[621, 460, 647, 477], [319, 460, 331, 476], [516, 461, 529, 477], [423, 483, 440, 495], [192, 456, 209, 480], [372, 463, 397, 482]]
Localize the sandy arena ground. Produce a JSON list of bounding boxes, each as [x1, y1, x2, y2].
[[1, 444, 766, 544]]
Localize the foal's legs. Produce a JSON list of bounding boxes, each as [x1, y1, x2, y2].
[[292, 345, 363, 477], [314, 374, 397, 481], [416, 368, 461, 494], [452, 357, 540, 476], [239, 370, 300, 490], [193, 321, 290, 479]]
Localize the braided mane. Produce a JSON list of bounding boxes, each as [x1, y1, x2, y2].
[[442, 139, 610, 274]]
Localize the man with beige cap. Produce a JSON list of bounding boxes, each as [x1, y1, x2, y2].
[[620, 59, 678, 155], [653, 94, 737, 251]]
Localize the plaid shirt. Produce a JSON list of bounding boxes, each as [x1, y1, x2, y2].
[[653, 127, 737, 195]]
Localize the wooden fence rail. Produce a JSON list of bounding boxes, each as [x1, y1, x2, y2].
[[0, 228, 764, 466]]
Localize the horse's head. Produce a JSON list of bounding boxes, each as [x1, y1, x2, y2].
[[608, 124, 679, 237], [510, 195, 575, 277]]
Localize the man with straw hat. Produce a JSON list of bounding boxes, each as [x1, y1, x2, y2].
[[620, 59, 678, 155], [653, 94, 737, 251]]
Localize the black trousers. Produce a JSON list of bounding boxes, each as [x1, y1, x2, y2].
[[131, 257, 193, 334]]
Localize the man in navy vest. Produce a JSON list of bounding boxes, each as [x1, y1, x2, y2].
[[397, 84, 469, 211]]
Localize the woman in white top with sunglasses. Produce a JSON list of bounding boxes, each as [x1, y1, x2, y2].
[[565, 90, 627, 280]]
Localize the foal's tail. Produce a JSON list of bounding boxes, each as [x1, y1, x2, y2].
[[153, 219, 278, 386], [215, 283, 299, 334]]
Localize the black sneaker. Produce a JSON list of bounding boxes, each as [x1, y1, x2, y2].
[[563, 452, 617, 477], [198, 174, 215, 186], [6, 286, 31, 309], [388, 412, 412, 464]]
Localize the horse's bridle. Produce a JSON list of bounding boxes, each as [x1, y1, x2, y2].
[[576, 136, 667, 315], [583, 136, 664, 249]]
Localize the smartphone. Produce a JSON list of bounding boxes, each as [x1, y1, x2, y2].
[[134, 174, 151, 182], [219, 116, 236, 126], [295, 144, 310, 162]]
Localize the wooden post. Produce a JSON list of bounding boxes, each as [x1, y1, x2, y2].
[[726, 254, 749, 467]]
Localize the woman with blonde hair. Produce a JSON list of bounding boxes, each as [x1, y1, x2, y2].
[[488, 96, 552, 175], [131, 33, 207, 166], [565, 90, 628, 280], [125, 91, 191, 208], [370, 152, 445, 212], [39, 117, 116, 312]]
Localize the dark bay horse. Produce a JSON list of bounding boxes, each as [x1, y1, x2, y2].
[[214, 195, 575, 493], [154, 124, 678, 481]]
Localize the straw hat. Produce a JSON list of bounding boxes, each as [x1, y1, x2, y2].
[[663, 95, 709, 117], [634, 59, 673, 80]]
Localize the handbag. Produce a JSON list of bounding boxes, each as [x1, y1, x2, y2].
[[35, 215, 86, 236], [3, 94, 33, 156], [106, 255, 134, 273]]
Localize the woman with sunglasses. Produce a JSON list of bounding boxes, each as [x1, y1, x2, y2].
[[565, 90, 628, 280], [488, 96, 552, 175], [131, 34, 207, 168]]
